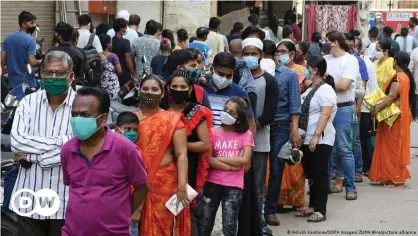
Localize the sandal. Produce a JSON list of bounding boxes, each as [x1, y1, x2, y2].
[[330, 186, 343, 193], [295, 209, 314, 217], [307, 212, 327, 223]]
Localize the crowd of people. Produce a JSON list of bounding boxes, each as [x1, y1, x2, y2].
[[1, 8, 417, 236]]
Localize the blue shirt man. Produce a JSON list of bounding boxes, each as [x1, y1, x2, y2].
[[264, 63, 301, 226], [1, 11, 40, 89]]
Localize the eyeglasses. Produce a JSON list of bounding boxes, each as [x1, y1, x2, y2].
[[42, 70, 69, 77]]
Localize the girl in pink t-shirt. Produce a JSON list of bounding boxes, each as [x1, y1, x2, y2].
[[197, 96, 254, 236]]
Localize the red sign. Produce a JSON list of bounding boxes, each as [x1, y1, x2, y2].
[[381, 11, 418, 32]]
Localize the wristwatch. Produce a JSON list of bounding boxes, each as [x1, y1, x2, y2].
[[313, 131, 321, 137]]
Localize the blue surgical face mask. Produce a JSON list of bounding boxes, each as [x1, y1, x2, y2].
[[242, 56, 260, 70], [278, 54, 290, 65], [71, 114, 103, 140], [304, 68, 312, 80]]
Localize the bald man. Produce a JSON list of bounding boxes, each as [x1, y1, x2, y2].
[[229, 39, 243, 58]]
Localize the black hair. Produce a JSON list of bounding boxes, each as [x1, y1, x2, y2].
[[383, 26, 394, 37], [160, 37, 172, 53], [225, 96, 250, 133], [282, 26, 293, 39], [354, 36, 363, 49], [99, 35, 111, 51], [76, 87, 110, 114], [189, 36, 197, 43], [162, 29, 175, 49], [163, 49, 192, 75], [368, 27, 379, 38], [306, 55, 336, 90], [296, 41, 309, 55], [327, 31, 347, 51], [77, 14, 91, 27], [145, 20, 159, 35], [401, 27, 409, 37], [185, 48, 200, 61], [230, 22, 244, 36], [312, 32, 322, 43], [344, 32, 355, 41], [196, 27, 210, 39], [410, 17, 418, 25], [349, 29, 361, 37], [241, 26, 265, 40], [95, 23, 112, 37], [140, 74, 164, 92], [129, 14, 141, 26], [177, 29, 188, 42], [113, 18, 128, 33], [56, 22, 74, 42], [116, 112, 139, 127], [267, 15, 279, 37], [394, 52, 417, 120], [18, 11, 36, 27], [263, 40, 276, 57], [209, 17, 221, 30], [278, 40, 296, 53], [377, 40, 394, 57], [71, 29, 79, 43], [284, 9, 296, 25], [248, 14, 260, 26], [168, 70, 192, 87], [213, 52, 236, 69]]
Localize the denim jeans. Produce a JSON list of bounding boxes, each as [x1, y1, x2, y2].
[[252, 152, 268, 225], [264, 125, 290, 215], [197, 182, 243, 236], [130, 223, 139, 236], [327, 106, 356, 191], [353, 114, 363, 174]]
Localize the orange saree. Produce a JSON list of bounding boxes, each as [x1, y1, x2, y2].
[[136, 111, 191, 236], [369, 73, 412, 185]]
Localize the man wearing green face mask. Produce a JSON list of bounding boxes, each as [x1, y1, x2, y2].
[[115, 111, 139, 143], [61, 87, 148, 235], [9, 50, 75, 235]]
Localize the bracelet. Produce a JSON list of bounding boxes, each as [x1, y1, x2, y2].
[[177, 186, 187, 192], [314, 131, 321, 137]]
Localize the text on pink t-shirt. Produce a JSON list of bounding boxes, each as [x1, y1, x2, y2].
[[206, 127, 254, 189]]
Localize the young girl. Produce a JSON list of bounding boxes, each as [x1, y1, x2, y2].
[[197, 96, 254, 236]]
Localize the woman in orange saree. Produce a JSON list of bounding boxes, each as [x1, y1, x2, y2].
[[276, 40, 306, 210], [135, 75, 191, 236], [369, 52, 417, 185]]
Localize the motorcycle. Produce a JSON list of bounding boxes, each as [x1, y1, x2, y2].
[[1, 160, 18, 236]]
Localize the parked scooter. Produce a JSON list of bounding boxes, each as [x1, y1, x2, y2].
[[1, 160, 18, 236]]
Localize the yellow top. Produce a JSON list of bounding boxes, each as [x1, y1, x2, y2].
[[172, 45, 182, 51], [374, 57, 396, 89]]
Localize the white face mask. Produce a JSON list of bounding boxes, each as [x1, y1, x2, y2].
[[220, 111, 236, 125], [212, 72, 232, 89], [375, 51, 384, 59]]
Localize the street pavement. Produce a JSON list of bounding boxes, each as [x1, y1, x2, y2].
[[271, 122, 418, 236]]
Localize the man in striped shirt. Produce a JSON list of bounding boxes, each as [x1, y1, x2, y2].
[[10, 51, 75, 236]]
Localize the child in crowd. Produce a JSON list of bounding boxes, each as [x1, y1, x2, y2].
[[115, 111, 140, 236], [197, 96, 254, 236]]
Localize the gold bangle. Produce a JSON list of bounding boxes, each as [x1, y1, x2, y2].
[[314, 131, 321, 136]]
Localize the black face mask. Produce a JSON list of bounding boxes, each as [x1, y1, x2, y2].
[[170, 88, 190, 104], [27, 26, 36, 35]]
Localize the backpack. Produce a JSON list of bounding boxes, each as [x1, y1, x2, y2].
[[84, 33, 102, 86]]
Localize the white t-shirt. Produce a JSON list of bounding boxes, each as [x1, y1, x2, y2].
[[324, 53, 359, 103], [361, 56, 378, 113], [107, 28, 139, 46], [301, 84, 337, 146], [260, 58, 276, 77], [262, 28, 271, 41], [77, 29, 103, 53], [364, 42, 377, 59]]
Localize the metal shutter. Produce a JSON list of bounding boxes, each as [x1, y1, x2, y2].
[[1, 1, 56, 51]]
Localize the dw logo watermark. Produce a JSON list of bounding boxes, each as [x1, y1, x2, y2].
[[10, 189, 60, 217]]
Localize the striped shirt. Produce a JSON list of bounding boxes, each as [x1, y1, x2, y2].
[[10, 88, 75, 220]]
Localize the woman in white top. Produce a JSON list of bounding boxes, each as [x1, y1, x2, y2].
[[263, 15, 283, 45], [395, 27, 417, 55], [295, 55, 337, 223]]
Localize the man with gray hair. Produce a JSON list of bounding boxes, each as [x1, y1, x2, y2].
[[10, 50, 75, 235]]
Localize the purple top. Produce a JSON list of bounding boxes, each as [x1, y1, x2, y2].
[[61, 129, 147, 236], [107, 52, 120, 66]]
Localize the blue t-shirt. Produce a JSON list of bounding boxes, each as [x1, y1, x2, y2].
[[2, 31, 37, 88], [202, 78, 254, 127], [188, 41, 212, 61]]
